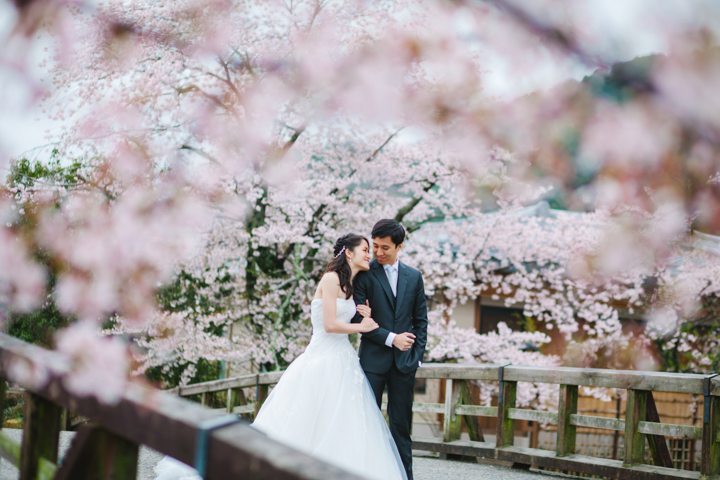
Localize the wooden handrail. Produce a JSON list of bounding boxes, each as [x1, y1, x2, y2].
[[502, 365, 709, 393], [0, 333, 364, 479], [5, 333, 720, 480], [181, 362, 720, 479]]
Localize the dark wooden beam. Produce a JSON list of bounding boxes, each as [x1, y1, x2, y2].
[[702, 375, 720, 476], [19, 392, 61, 480], [556, 384, 578, 457], [0, 333, 363, 480], [496, 368, 517, 448], [645, 392, 673, 468], [53, 424, 138, 480]]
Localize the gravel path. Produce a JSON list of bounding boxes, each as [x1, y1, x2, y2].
[[0, 430, 559, 480]]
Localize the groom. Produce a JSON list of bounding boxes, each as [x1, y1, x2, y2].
[[352, 219, 428, 480]]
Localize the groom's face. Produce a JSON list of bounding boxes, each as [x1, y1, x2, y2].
[[372, 236, 402, 265]]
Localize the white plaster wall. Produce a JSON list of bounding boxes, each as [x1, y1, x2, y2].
[[452, 300, 476, 330]]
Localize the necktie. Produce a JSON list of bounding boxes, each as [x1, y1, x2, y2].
[[384, 265, 397, 297]]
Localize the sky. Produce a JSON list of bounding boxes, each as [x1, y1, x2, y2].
[[1, 0, 719, 160], [0, 2, 57, 162], [480, 0, 720, 99]]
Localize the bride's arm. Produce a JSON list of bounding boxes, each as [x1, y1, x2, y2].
[[320, 273, 378, 334]]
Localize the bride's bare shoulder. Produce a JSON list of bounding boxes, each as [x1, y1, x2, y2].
[[316, 272, 340, 297], [320, 271, 340, 284]]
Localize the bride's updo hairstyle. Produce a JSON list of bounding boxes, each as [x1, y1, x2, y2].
[[325, 233, 369, 299]]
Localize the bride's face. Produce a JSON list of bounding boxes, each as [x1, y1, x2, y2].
[[348, 241, 371, 271]]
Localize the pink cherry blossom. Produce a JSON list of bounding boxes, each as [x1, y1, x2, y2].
[[1, 0, 719, 401], [55, 321, 129, 404]]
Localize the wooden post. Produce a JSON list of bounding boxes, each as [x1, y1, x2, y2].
[[0, 380, 6, 429], [529, 421, 539, 449], [20, 392, 62, 480], [59, 406, 76, 431], [226, 388, 238, 414], [443, 378, 462, 443], [624, 389, 647, 466], [701, 375, 720, 477], [496, 367, 517, 448], [53, 424, 139, 480], [201, 392, 208, 406], [690, 397, 699, 471], [461, 381, 484, 442], [556, 384, 578, 457], [645, 392, 673, 468], [612, 393, 621, 460], [254, 383, 269, 418], [235, 389, 249, 418]]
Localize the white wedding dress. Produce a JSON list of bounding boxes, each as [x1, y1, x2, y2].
[[154, 297, 406, 480], [252, 297, 407, 479]]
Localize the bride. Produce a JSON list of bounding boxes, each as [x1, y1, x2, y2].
[[154, 233, 407, 480]]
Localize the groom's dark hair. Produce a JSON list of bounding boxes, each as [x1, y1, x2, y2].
[[371, 219, 405, 246]]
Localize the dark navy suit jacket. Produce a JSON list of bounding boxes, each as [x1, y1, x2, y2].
[[352, 259, 428, 375]]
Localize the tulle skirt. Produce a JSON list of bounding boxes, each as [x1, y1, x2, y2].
[[252, 338, 407, 480], [153, 337, 406, 480], [153, 456, 200, 480]]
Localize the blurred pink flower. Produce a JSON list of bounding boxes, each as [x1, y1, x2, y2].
[[55, 321, 129, 404]]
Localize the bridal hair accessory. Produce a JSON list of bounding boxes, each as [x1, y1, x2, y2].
[[334, 246, 346, 258]]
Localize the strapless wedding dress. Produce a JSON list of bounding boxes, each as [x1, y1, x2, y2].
[[154, 298, 406, 480], [252, 297, 406, 479]]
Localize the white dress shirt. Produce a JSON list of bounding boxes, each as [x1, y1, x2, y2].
[[383, 260, 399, 348], [384, 261, 398, 296]]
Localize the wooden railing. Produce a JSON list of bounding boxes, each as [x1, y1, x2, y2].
[[0, 333, 364, 480], [178, 363, 720, 480]]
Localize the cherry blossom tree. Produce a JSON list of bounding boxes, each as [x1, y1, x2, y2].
[[0, 0, 719, 402]]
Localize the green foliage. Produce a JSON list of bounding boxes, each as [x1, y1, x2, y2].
[[159, 271, 215, 314], [148, 269, 239, 388], [521, 313, 538, 333], [2, 396, 24, 426], [655, 337, 681, 373], [7, 150, 84, 189], [145, 358, 222, 387], [3, 154, 86, 347], [656, 294, 720, 373], [8, 297, 70, 348]]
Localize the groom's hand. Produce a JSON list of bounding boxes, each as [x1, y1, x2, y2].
[[392, 332, 415, 351]]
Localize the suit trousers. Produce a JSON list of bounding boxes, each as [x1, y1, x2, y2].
[[365, 364, 416, 480]]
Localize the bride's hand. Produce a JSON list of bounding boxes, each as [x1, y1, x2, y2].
[[359, 316, 379, 333], [356, 300, 372, 318]]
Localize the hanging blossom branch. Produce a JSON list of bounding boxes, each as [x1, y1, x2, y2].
[[1, 0, 719, 400]]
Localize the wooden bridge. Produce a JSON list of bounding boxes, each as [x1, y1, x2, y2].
[[1, 330, 720, 479]]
